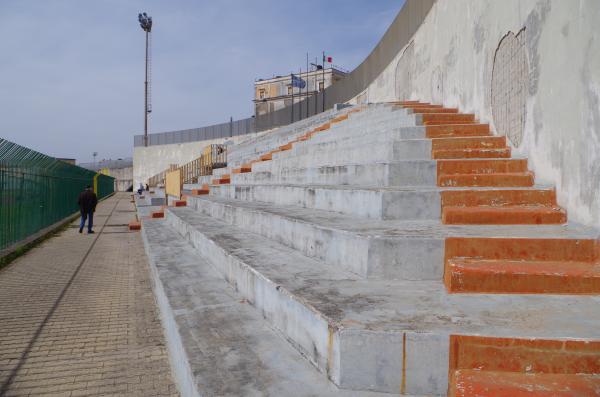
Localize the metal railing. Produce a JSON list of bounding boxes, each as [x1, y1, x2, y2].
[[147, 144, 227, 187], [0, 139, 115, 251]]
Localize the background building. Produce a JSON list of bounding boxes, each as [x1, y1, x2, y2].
[[79, 158, 133, 192], [254, 68, 347, 117]]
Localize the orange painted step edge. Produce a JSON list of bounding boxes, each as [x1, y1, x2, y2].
[[432, 148, 511, 159], [128, 221, 141, 231], [151, 211, 164, 219], [331, 114, 349, 123], [431, 136, 507, 150], [442, 206, 567, 225], [449, 370, 600, 397], [191, 188, 209, 195], [426, 124, 491, 138], [449, 335, 600, 376], [440, 188, 557, 207], [445, 237, 600, 263], [437, 172, 535, 187], [444, 258, 600, 294], [173, 200, 187, 207], [279, 143, 293, 151], [437, 159, 529, 175], [412, 108, 459, 113]]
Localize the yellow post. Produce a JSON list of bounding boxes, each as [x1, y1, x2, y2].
[[93, 173, 99, 194]]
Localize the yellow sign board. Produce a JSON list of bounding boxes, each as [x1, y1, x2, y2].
[[165, 169, 182, 199]]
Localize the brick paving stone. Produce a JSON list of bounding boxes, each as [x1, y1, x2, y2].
[[0, 193, 178, 396]]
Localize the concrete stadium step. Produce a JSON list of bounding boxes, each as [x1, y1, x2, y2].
[[448, 335, 600, 396], [225, 109, 342, 168], [159, 206, 600, 395], [231, 161, 436, 187], [444, 237, 600, 294], [245, 160, 438, 187], [183, 194, 597, 281], [308, 125, 427, 147], [141, 219, 386, 397], [263, 140, 434, 168], [209, 183, 441, 220], [292, 128, 428, 155]]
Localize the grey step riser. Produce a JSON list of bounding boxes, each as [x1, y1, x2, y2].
[[307, 125, 426, 147], [273, 139, 433, 164], [230, 124, 427, 174], [244, 160, 438, 187], [226, 111, 413, 169], [330, 114, 417, 132], [210, 184, 441, 221], [186, 196, 444, 281], [164, 210, 449, 395], [232, 164, 396, 187], [343, 109, 411, 125], [252, 143, 429, 171]]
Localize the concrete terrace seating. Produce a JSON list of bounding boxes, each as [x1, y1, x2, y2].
[[141, 102, 600, 396]]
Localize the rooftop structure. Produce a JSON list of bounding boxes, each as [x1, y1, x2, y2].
[[254, 68, 347, 117]]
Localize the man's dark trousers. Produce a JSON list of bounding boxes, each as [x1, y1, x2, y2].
[[80, 211, 93, 233]]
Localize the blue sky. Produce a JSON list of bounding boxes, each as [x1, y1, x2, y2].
[[0, 1, 404, 163]]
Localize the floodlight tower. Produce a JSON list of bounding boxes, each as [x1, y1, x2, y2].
[[138, 12, 153, 147]]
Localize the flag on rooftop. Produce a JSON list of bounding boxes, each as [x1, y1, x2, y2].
[[291, 74, 306, 89]]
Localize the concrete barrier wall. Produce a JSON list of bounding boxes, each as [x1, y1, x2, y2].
[[362, 0, 600, 227]]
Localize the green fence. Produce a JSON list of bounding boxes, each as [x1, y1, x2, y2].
[[0, 139, 115, 251]]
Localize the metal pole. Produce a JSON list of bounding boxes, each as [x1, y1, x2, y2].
[[322, 51, 325, 113], [290, 73, 294, 123], [299, 67, 302, 120], [144, 31, 149, 147], [315, 57, 318, 115], [306, 52, 309, 118]]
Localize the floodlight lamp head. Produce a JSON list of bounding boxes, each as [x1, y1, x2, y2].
[[138, 12, 152, 32]]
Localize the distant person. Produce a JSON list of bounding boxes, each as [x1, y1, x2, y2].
[[145, 183, 149, 191], [77, 185, 98, 234], [138, 183, 144, 195]]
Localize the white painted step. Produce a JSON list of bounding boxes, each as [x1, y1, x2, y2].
[[267, 139, 433, 168], [161, 207, 600, 395], [184, 195, 597, 280], [142, 219, 392, 397], [240, 160, 438, 187], [209, 183, 441, 220]]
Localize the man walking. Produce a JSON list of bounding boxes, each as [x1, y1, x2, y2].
[[78, 185, 98, 234]]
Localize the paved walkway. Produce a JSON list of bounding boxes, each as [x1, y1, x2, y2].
[[0, 193, 177, 396]]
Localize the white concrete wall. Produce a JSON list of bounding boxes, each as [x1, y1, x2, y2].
[[107, 166, 133, 191], [361, 0, 600, 228], [133, 133, 266, 187]]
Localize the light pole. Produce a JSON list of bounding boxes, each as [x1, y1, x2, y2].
[[93, 152, 98, 169], [138, 12, 153, 147]]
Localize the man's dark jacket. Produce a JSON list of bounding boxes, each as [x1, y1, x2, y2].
[[78, 189, 98, 213]]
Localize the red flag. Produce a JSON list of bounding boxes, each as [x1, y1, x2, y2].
[[327, 56, 332, 63]]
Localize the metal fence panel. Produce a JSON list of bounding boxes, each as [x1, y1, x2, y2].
[[0, 139, 115, 251]]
